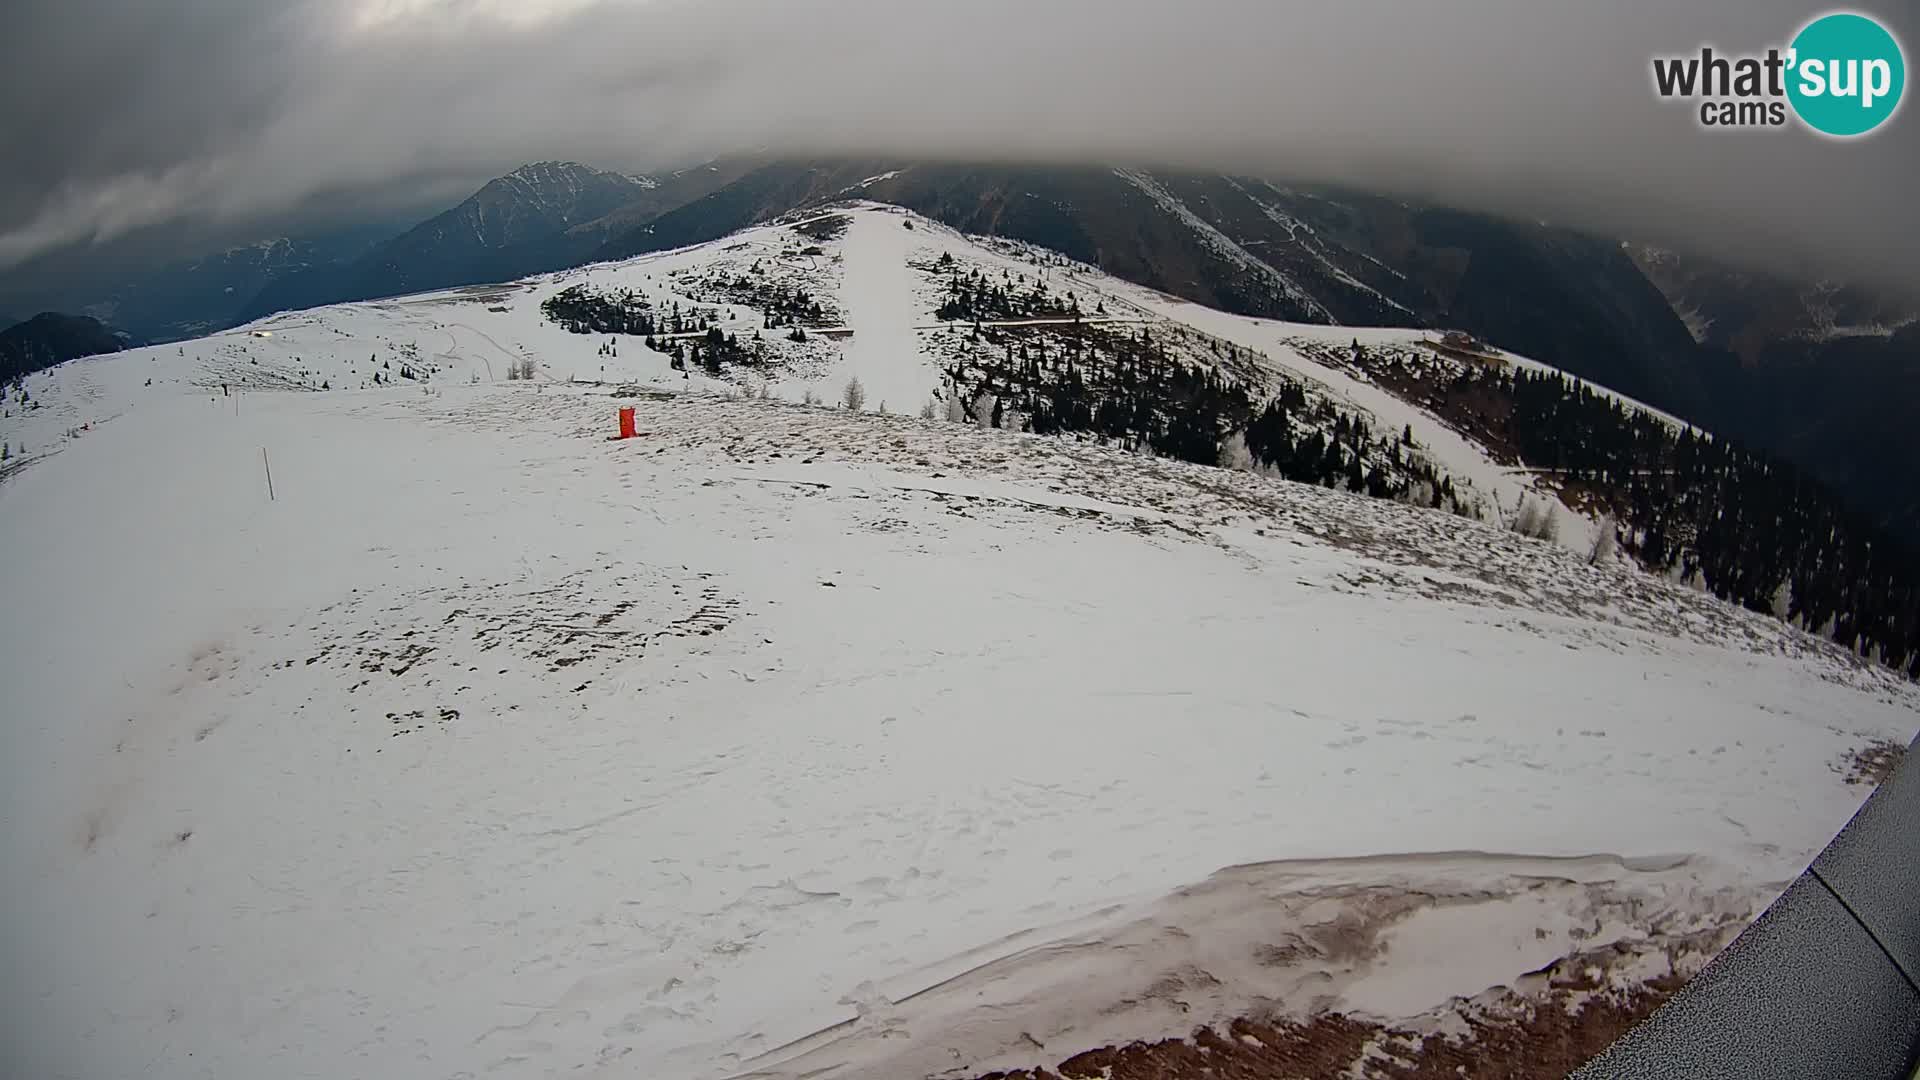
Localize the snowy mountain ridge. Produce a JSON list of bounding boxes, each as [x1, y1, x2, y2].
[[5, 204, 1651, 551]]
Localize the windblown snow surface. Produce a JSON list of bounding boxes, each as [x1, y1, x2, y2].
[[3, 207, 1916, 1080]]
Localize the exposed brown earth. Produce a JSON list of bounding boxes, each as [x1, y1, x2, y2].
[[1841, 738, 1907, 787], [974, 951, 1689, 1080]]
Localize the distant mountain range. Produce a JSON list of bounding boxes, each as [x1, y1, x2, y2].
[[0, 162, 748, 345], [1, 312, 127, 383], [235, 161, 757, 322], [2, 155, 1914, 543], [109, 229, 396, 342], [0, 224, 397, 346]]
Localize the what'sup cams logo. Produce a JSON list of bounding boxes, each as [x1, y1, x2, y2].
[[1652, 10, 1906, 136]]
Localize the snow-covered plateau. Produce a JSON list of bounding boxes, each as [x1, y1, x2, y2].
[[3, 207, 1914, 1080]]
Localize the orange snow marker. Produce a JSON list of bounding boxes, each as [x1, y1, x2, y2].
[[614, 407, 637, 441]]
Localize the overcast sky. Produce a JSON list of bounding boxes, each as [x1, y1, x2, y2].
[[0, 0, 1914, 286]]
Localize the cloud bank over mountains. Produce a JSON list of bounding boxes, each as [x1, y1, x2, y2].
[[1, 0, 1912, 284]]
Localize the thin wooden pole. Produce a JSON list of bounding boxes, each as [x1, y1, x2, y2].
[[262, 447, 276, 501]]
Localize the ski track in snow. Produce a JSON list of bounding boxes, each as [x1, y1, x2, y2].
[[831, 208, 942, 413], [2, 207, 1917, 1080]]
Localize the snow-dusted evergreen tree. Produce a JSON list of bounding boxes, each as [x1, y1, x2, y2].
[[1510, 497, 1560, 542], [1510, 498, 1545, 539], [970, 390, 995, 426], [1218, 431, 1255, 471], [1588, 515, 1617, 565]]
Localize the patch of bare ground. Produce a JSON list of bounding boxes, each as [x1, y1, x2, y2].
[[790, 213, 850, 242], [1839, 738, 1906, 787], [975, 962, 1687, 1080]]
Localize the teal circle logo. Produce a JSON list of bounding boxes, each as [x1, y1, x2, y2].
[[1787, 12, 1906, 136]]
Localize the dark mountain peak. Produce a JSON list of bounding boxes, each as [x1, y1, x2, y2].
[[1, 311, 128, 382], [367, 162, 655, 271], [12, 311, 119, 336], [503, 160, 649, 187], [465, 162, 656, 233], [510, 159, 587, 177], [234, 161, 745, 323]]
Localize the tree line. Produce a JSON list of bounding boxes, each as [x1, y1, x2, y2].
[[678, 267, 836, 329], [934, 255, 1089, 323], [1498, 364, 1918, 674], [941, 325, 1475, 516], [541, 286, 717, 338]]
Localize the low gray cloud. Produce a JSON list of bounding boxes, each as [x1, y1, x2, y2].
[[0, 0, 1913, 286]]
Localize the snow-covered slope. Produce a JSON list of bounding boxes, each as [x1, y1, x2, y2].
[[4, 207, 1916, 1080], [3, 204, 1648, 554]]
